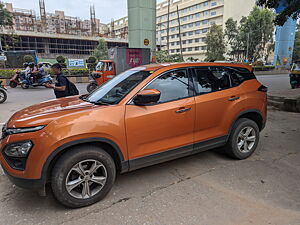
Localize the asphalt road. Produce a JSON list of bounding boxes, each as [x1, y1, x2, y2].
[[0, 74, 300, 225], [256, 74, 290, 93]]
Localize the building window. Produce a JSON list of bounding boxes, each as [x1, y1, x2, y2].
[[188, 39, 193, 44], [171, 34, 175, 39], [182, 48, 186, 52], [196, 13, 201, 18], [183, 32, 187, 36], [171, 49, 175, 53], [203, 1, 209, 6], [211, 2, 217, 6], [171, 42, 175, 46], [177, 41, 180, 45], [204, 11, 209, 16], [188, 47, 193, 52], [176, 49, 180, 53], [195, 47, 199, 51], [195, 30, 201, 34], [188, 23, 193, 28], [195, 38, 200, 42], [202, 28, 208, 33], [203, 20, 209, 25], [211, 11, 217, 16], [188, 31, 194, 36], [183, 40, 187, 44]]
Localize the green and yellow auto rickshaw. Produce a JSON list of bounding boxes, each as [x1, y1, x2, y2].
[[290, 59, 300, 89]]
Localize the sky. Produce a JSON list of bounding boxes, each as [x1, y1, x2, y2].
[[6, 0, 165, 24]]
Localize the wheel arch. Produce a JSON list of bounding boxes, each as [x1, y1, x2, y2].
[[42, 137, 129, 184], [229, 109, 265, 137]]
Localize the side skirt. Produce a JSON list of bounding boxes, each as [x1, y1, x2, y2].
[[128, 135, 228, 171]]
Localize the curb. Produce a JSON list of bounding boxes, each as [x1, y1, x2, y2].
[[268, 95, 300, 113]]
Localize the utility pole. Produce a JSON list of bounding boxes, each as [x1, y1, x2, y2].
[[166, 0, 170, 55], [176, 5, 183, 59]]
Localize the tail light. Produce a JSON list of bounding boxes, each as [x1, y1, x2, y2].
[[258, 85, 268, 92]]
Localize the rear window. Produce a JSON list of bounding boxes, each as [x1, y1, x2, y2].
[[225, 67, 256, 87]]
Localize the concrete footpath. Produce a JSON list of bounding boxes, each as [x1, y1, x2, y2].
[[267, 89, 300, 113]]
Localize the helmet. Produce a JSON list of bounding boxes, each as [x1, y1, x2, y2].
[[23, 63, 29, 68], [28, 62, 35, 68]]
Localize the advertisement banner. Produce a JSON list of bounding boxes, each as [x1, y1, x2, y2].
[[126, 49, 142, 68], [68, 59, 85, 67]]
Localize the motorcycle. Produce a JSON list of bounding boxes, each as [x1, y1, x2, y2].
[[9, 71, 53, 89], [0, 81, 7, 104], [290, 60, 300, 89]]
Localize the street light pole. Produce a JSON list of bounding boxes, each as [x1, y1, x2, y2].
[[166, 0, 170, 55], [246, 32, 250, 61]]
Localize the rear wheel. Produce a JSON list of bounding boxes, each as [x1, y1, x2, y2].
[[21, 83, 29, 89], [9, 81, 17, 88], [87, 82, 98, 93], [225, 118, 259, 159], [51, 145, 116, 208], [0, 89, 7, 104]]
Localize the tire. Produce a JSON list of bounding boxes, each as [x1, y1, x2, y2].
[[225, 118, 260, 160], [291, 85, 296, 89], [87, 83, 98, 93], [0, 89, 7, 104], [21, 83, 29, 89], [9, 81, 17, 88], [51, 145, 116, 208]]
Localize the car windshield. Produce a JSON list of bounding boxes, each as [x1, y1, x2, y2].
[[96, 62, 105, 71], [85, 69, 151, 104]]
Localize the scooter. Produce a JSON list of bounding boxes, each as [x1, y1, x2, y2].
[[0, 81, 7, 104], [9, 71, 53, 89]]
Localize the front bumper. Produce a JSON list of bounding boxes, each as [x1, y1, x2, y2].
[[1, 164, 45, 190]]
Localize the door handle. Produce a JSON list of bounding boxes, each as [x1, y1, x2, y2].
[[228, 96, 240, 101], [176, 107, 192, 113]]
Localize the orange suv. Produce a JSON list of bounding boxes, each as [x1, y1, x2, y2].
[[0, 62, 267, 208]]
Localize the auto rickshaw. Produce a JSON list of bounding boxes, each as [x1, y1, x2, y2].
[[87, 60, 116, 93], [290, 59, 300, 89]]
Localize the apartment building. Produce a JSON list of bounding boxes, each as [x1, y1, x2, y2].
[[156, 0, 256, 60]]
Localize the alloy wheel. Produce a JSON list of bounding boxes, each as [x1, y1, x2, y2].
[[65, 159, 107, 199], [237, 126, 256, 153]]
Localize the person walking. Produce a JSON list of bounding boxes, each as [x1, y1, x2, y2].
[[44, 63, 68, 98]]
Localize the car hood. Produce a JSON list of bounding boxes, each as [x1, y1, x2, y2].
[[7, 96, 94, 128]]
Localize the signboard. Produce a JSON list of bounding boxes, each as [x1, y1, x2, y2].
[[68, 59, 85, 67], [144, 39, 150, 46], [0, 56, 7, 61], [126, 49, 143, 68]]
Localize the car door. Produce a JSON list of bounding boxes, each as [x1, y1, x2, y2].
[[192, 66, 242, 148], [125, 68, 196, 167]]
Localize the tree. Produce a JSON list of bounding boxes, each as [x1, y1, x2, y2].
[[238, 7, 274, 62], [93, 38, 108, 60], [155, 50, 184, 63], [23, 55, 34, 63], [86, 55, 97, 71], [257, 0, 300, 26], [292, 23, 300, 61], [186, 57, 199, 62], [0, 2, 13, 28], [56, 55, 67, 68], [205, 24, 225, 61], [224, 18, 243, 60]]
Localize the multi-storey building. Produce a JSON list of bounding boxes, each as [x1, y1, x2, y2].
[[157, 0, 256, 60]]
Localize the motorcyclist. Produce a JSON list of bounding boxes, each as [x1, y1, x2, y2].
[[27, 62, 38, 83], [292, 59, 300, 71], [32, 63, 46, 80]]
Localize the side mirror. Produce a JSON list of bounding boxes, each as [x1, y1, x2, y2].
[[133, 89, 161, 106]]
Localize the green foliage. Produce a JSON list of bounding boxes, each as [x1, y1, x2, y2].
[[0, 69, 16, 78], [0, 68, 90, 78], [205, 24, 226, 61], [0, 2, 13, 28], [23, 55, 34, 63], [86, 56, 98, 71], [93, 39, 108, 60], [156, 50, 184, 63], [293, 24, 300, 61], [257, 0, 300, 26], [56, 55, 67, 68], [224, 7, 274, 62], [186, 57, 199, 62]]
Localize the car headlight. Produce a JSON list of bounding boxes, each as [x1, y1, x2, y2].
[[5, 125, 45, 135], [4, 141, 33, 157]]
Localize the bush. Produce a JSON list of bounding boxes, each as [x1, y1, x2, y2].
[[252, 61, 264, 67], [56, 55, 66, 63], [253, 65, 275, 71], [23, 55, 34, 63], [0, 69, 17, 78], [86, 56, 97, 64], [61, 68, 89, 76]]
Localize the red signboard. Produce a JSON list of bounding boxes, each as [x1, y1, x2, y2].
[[126, 49, 143, 68]]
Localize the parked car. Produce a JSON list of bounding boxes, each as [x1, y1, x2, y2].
[[0, 62, 267, 208]]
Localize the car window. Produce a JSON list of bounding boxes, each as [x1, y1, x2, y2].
[[146, 69, 190, 103], [225, 67, 256, 87], [193, 67, 232, 94]]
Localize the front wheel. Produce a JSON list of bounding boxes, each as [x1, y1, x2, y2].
[[51, 145, 116, 208], [87, 82, 98, 93], [225, 118, 260, 159], [0, 89, 7, 104]]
